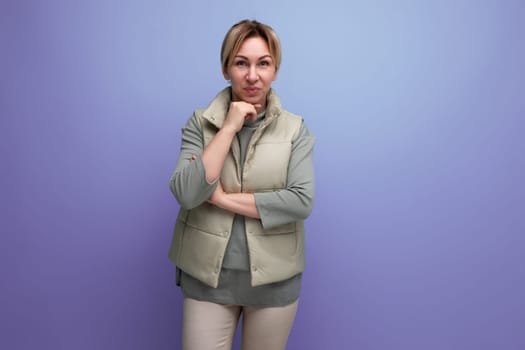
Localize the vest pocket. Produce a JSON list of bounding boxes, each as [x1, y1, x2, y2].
[[249, 230, 299, 258], [247, 221, 299, 257], [260, 222, 296, 235]]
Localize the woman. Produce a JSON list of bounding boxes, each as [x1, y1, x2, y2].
[[169, 19, 315, 350]]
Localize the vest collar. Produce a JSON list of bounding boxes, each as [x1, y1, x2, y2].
[[202, 87, 282, 129]]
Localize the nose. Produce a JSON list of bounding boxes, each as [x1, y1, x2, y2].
[[246, 65, 258, 82]]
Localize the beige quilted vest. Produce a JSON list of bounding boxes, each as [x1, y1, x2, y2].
[[168, 88, 305, 287]]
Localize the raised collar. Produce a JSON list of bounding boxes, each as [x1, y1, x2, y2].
[[201, 87, 282, 129]]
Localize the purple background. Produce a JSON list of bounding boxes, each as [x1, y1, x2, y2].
[[2, 1, 524, 349]]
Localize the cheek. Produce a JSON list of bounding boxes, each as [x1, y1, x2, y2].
[[230, 71, 245, 83], [263, 73, 276, 84], [263, 69, 277, 81]]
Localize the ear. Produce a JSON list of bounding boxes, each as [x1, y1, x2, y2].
[[223, 68, 230, 80]]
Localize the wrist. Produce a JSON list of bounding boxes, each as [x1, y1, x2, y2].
[[212, 191, 227, 209], [220, 125, 237, 137]]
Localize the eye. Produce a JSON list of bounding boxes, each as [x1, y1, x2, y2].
[[234, 60, 248, 67], [258, 60, 270, 67]]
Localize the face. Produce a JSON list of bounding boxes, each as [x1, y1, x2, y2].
[[223, 36, 278, 110]]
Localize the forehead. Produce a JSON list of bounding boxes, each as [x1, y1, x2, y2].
[[236, 37, 271, 57]]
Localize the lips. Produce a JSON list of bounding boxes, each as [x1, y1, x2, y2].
[[244, 87, 260, 95]]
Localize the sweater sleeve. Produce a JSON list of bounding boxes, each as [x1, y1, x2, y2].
[[169, 113, 218, 209], [254, 121, 315, 229]]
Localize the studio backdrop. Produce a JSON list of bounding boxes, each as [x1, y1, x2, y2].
[[2, 0, 524, 349]]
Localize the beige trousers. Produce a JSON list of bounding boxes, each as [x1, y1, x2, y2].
[[182, 298, 299, 350]]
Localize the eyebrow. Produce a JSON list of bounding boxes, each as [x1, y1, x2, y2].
[[234, 55, 272, 60]]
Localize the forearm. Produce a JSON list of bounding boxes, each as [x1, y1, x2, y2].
[[210, 191, 260, 219], [201, 127, 236, 183], [255, 186, 314, 229]]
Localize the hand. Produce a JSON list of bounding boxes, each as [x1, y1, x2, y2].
[[208, 180, 225, 206], [222, 101, 262, 133]]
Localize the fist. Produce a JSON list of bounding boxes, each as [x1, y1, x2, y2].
[[223, 101, 261, 133]]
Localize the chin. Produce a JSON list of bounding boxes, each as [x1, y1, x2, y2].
[[243, 95, 264, 105]]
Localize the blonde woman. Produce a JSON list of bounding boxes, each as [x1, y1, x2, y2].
[[169, 20, 315, 350]]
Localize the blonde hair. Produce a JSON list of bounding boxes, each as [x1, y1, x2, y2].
[[220, 20, 282, 74]]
